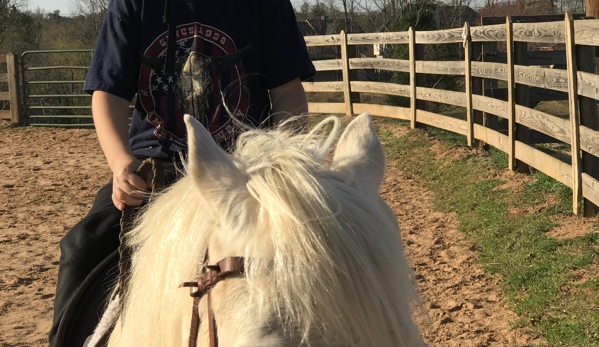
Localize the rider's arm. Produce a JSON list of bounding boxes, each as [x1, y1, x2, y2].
[[269, 78, 308, 130], [92, 91, 148, 211]]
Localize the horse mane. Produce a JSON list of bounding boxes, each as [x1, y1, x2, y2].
[[115, 115, 422, 347]]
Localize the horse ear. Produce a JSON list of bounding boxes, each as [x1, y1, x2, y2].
[[184, 114, 246, 198], [331, 112, 385, 198]]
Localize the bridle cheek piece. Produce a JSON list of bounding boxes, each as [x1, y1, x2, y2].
[[181, 256, 246, 347]]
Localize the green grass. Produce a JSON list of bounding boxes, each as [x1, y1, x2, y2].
[[535, 101, 571, 118], [375, 117, 599, 346]]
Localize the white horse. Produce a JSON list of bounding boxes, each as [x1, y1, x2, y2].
[[103, 113, 423, 347]]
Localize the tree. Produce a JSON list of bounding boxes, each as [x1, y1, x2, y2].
[[385, 0, 459, 107], [478, 0, 556, 17], [0, 0, 40, 54], [355, 0, 409, 31], [72, 0, 109, 20], [295, 0, 312, 20], [70, 0, 110, 46]]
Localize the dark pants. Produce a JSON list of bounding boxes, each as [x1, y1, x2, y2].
[[49, 162, 179, 347]]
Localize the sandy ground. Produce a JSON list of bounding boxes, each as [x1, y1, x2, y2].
[[0, 118, 586, 346]]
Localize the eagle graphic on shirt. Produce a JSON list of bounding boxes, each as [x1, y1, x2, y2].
[[138, 23, 250, 146]]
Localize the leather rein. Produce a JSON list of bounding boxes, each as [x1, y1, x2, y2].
[[181, 256, 246, 347]]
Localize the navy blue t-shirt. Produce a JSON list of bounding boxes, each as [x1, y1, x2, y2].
[[84, 0, 315, 159]]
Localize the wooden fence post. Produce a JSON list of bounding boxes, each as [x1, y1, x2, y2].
[[471, 40, 485, 150], [6, 53, 20, 124], [340, 30, 353, 116], [409, 27, 417, 129], [514, 26, 530, 173], [464, 22, 473, 147], [565, 13, 583, 215], [577, 43, 599, 216], [506, 17, 516, 172], [480, 17, 500, 134]]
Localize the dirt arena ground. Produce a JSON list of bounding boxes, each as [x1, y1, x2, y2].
[[0, 118, 566, 346]]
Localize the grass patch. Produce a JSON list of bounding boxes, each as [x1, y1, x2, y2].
[[375, 117, 599, 346], [535, 100, 570, 118], [523, 170, 573, 215]]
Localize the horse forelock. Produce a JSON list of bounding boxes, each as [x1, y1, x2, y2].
[[230, 125, 422, 346]]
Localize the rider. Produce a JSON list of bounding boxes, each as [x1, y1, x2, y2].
[[49, 0, 315, 345]]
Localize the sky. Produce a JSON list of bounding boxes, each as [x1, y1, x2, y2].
[[26, 0, 74, 16]]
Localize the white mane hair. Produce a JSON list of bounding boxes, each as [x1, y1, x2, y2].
[[108, 113, 422, 347]]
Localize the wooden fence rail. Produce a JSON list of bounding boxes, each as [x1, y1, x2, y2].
[[0, 53, 20, 124], [302, 13, 599, 216]]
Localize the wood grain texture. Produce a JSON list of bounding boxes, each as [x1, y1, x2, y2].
[[304, 35, 342, 47], [307, 102, 345, 114], [415, 27, 466, 44], [576, 71, 599, 99], [348, 58, 410, 72], [416, 87, 466, 107], [573, 19, 599, 46], [6, 53, 19, 124], [471, 61, 508, 81], [582, 173, 599, 207], [512, 21, 565, 43], [515, 141, 573, 188], [416, 109, 468, 135], [514, 65, 569, 92], [340, 31, 352, 116], [472, 94, 508, 117], [514, 105, 570, 144], [464, 22, 473, 147], [507, 17, 516, 171], [351, 81, 410, 97], [302, 81, 345, 93], [471, 24, 506, 42], [565, 13, 582, 214], [580, 125, 599, 158], [353, 103, 410, 120], [473, 124, 509, 153], [312, 60, 342, 72], [409, 28, 417, 129], [415, 60, 465, 76], [347, 32, 409, 45]]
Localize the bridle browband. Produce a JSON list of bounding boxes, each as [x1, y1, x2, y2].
[[181, 256, 246, 347]]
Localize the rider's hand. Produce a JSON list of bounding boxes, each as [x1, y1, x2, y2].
[[111, 156, 150, 211]]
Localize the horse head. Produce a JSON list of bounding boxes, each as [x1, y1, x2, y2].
[[108, 113, 422, 347]]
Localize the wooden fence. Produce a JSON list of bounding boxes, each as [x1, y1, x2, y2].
[[0, 53, 19, 124], [301, 14, 599, 216]]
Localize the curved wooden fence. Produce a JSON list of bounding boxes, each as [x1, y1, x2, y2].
[[301, 14, 599, 216]]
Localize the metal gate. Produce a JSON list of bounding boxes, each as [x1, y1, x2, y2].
[[19, 49, 94, 127]]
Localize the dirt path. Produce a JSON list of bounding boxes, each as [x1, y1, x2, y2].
[[382, 160, 536, 346], [0, 121, 536, 346]]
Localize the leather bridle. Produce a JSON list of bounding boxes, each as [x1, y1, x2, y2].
[[181, 256, 246, 347], [118, 159, 246, 347]]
